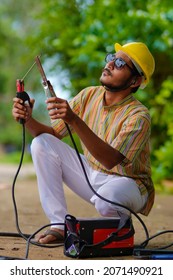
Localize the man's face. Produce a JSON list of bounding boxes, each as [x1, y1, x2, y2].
[[100, 51, 136, 91]]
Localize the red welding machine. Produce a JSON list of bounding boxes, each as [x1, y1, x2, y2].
[[64, 214, 134, 258]]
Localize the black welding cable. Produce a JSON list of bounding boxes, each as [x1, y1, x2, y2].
[[15, 121, 173, 254], [0, 122, 40, 241], [3, 112, 172, 255], [140, 230, 173, 250], [65, 123, 173, 251], [0, 123, 63, 240], [65, 123, 150, 247], [0, 123, 30, 240], [25, 222, 65, 259], [0, 120, 149, 250], [0, 122, 66, 260], [12, 122, 30, 240], [11, 123, 65, 248]]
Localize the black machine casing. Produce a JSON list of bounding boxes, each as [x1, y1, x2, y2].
[[64, 215, 134, 258]]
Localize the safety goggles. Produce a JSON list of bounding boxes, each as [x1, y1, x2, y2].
[[105, 53, 138, 75]]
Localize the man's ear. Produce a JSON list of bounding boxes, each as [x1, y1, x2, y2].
[[131, 76, 143, 87]]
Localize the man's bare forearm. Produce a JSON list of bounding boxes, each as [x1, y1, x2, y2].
[[25, 117, 58, 138], [71, 115, 124, 170]]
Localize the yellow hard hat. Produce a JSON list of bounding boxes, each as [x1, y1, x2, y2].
[[115, 42, 155, 89]]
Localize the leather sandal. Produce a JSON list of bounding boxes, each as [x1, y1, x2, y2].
[[32, 229, 64, 245]]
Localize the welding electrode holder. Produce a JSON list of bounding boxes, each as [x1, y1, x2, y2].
[[16, 79, 33, 124]]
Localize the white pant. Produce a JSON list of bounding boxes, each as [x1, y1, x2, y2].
[[31, 133, 148, 229]]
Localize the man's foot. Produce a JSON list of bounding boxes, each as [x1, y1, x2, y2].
[[35, 229, 64, 244]]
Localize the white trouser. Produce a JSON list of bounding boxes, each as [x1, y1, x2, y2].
[[30, 133, 148, 230]]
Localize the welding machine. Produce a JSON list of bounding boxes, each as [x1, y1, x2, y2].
[[64, 214, 134, 258]]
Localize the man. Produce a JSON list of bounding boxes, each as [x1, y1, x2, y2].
[[12, 42, 155, 244]]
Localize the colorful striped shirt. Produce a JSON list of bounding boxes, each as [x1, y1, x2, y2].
[[51, 86, 154, 215]]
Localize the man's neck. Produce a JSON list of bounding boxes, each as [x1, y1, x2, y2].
[[104, 89, 131, 106]]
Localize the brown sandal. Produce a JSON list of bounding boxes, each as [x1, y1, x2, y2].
[[33, 229, 64, 245]]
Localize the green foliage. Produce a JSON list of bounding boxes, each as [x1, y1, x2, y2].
[[24, 0, 173, 94], [151, 78, 173, 185], [0, 151, 32, 164], [153, 140, 173, 181]]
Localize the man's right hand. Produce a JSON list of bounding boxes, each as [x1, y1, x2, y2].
[[12, 97, 35, 123]]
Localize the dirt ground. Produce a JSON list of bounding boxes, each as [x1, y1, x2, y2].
[[0, 163, 173, 260]]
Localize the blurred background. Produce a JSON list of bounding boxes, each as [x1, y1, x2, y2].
[[0, 0, 173, 193]]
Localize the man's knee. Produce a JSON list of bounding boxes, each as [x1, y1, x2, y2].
[[31, 134, 43, 155], [94, 196, 130, 217], [92, 186, 130, 217], [30, 133, 52, 156]]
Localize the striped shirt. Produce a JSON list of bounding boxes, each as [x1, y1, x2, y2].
[[52, 86, 154, 215]]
